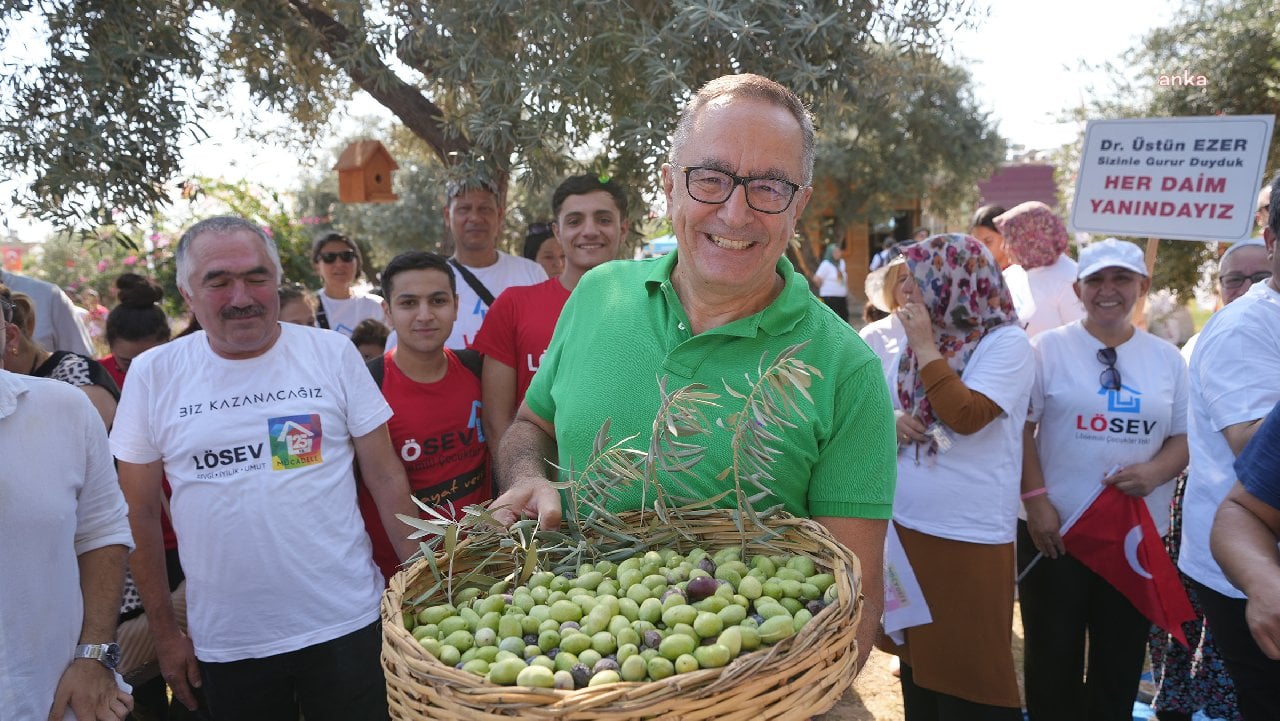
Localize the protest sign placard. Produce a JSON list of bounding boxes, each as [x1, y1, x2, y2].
[[1071, 115, 1274, 242]]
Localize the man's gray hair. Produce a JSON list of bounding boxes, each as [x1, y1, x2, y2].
[[669, 74, 815, 185], [175, 216, 283, 294]]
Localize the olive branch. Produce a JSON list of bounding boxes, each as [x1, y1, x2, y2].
[[397, 341, 821, 605]]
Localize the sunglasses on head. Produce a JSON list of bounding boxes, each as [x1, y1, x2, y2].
[[319, 251, 357, 264], [1097, 347, 1121, 391]]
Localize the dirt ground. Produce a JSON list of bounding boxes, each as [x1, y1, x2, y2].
[[817, 604, 1027, 720]]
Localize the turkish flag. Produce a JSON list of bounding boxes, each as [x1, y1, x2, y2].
[[1062, 485, 1198, 646]]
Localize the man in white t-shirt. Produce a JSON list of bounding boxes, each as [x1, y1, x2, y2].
[[441, 178, 547, 348], [383, 179, 547, 351], [1, 294, 135, 721], [110, 216, 418, 720], [1180, 175, 1280, 720]]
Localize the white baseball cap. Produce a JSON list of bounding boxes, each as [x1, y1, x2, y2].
[[1077, 238, 1148, 280]]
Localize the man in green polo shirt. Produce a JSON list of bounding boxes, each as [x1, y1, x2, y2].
[[492, 73, 896, 673]]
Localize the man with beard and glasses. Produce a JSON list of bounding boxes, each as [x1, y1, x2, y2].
[[109, 216, 417, 721]]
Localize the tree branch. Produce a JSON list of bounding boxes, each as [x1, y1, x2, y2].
[[284, 0, 469, 164]]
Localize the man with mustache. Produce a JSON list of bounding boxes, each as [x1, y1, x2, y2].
[[109, 216, 417, 720]]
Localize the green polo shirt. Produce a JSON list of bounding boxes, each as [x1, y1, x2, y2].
[[525, 251, 895, 521]]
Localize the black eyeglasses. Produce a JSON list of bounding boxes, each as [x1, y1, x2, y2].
[[319, 251, 357, 264], [1097, 347, 1121, 391], [1220, 270, 1272, 290], [679, 166, 803, 214]]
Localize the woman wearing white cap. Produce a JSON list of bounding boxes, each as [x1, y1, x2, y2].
[[1018, 237, 1190, 721]]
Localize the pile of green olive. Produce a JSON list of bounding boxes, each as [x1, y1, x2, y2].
[[405, 546, 837, 689]]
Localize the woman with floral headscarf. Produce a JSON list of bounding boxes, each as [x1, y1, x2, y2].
[[995, 201, 1085, 337], [879, 234, 1034, 721]]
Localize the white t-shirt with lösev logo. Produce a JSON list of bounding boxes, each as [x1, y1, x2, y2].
[[1026, 321, 1189, 538], [110, 323, 391, 662]]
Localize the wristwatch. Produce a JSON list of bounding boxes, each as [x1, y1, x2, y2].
[[74, 643, 121, 670]]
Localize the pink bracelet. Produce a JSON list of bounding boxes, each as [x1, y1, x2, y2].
[[1020, 488, 1048, 501]]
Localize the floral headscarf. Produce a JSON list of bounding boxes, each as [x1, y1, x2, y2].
[[993, 201, 1069, 270], [896, 234, 1018, 453]]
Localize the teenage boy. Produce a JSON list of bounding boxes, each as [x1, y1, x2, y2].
[[471, 175, 628, 453], [357, 251, 491, 582]]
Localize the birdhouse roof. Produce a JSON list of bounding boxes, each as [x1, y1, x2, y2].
[[333, 140, 399, 171]]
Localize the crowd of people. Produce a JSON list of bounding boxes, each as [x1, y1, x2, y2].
[[4, 71, 1280, 721]]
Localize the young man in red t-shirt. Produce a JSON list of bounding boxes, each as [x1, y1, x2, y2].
[[471, 175, 629, 454], [358, 251, 490, 582]]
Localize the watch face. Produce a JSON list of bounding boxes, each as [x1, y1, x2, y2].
[[102, 643, 121, 669], [77, 643, 121, 670]]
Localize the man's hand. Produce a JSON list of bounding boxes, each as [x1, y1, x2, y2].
[[48, 659, 133, 721], [1024, 496, 1064, 559], [491, 479, 562, 530], [156, 630, 203, 710], [494, 403, 562, 530]]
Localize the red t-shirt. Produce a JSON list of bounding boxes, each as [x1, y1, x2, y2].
[[102, 353, 179, 552], [358, 349, 492, 582], [470, 278, 571, 404]]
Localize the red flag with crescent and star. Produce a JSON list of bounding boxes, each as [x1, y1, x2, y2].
[[1061, 485, 1198, 646]]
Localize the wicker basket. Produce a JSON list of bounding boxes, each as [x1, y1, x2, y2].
[[381, 510, 864, 720]]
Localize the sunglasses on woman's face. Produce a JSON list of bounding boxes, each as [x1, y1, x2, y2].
[[319, 251, 357, 264], [1097, 347, 1121, 391]]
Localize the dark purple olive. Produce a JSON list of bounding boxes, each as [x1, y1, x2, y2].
[[750, 614, 766, 626], [643, 630, 663, 649], [524, 633, 539, 646], [501, 593, 514, 604], [660, 588, 685, 603], [593, 658, 620, 674], [559, 621, 580, 632], [546, 648, 560, 659], [806, 599, 826, 616], [570, 664, 592, 689], [698, 558, 717, 576], [685, 576, 719, 602]]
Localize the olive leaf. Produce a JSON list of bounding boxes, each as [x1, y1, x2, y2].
[[401, 342, 823, 599]]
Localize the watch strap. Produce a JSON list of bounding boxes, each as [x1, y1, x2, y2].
[[74, 642, 121, 670]]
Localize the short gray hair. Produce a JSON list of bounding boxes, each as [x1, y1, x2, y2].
[[669, 74, 815, 185], [175, 216, 283, 294]]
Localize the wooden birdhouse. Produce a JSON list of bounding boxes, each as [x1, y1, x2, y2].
[[334, 140, 399, 203]]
